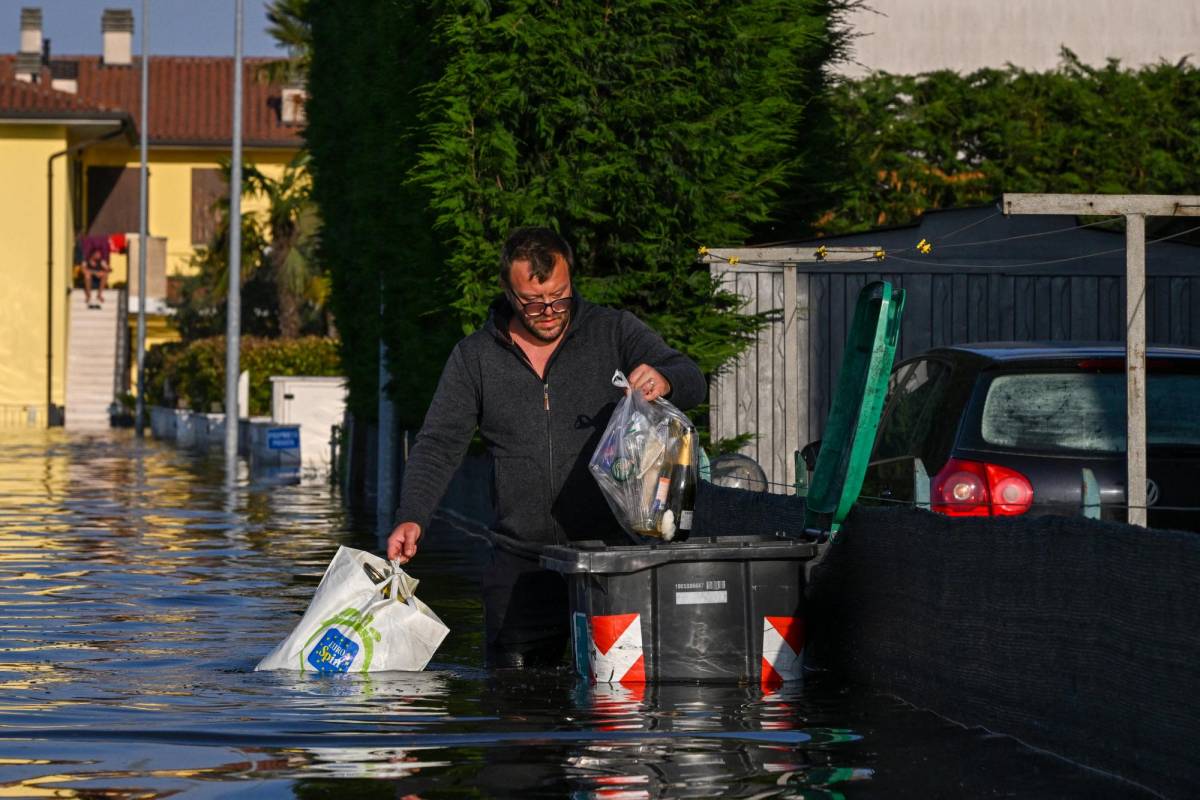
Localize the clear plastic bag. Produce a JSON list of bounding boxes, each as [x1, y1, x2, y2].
[[590, 370, 698, 542]]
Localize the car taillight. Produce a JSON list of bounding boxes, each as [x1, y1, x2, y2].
[[986, 463, 1034, 515], [932, 460, 989, 516], [931, 458, 1033, 517]]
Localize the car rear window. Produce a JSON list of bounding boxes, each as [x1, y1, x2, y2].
[[978, 371, 1200, 453]]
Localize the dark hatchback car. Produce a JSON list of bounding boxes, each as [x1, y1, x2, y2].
[[860, 342, 1200, 531]]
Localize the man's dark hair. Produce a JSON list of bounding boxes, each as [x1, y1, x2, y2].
[[499, 227, 573, 285]]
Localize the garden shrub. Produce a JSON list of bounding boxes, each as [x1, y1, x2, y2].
[[145, 336, 341, 416]]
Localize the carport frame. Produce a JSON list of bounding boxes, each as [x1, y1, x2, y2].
[[1003, 193, 1200, 526]]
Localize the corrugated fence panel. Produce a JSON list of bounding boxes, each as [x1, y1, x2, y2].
[[1098, 276, 1124, 340], [907, 273, 933, 358], [968, 275, 989, 341], [1071, 277, 1099, 340], [711, 260, 1200, 494], [1051, 277, 1071, 340], [796, 272, 812, 446], [1014, 276, 1036, 340], [1186, 277, 1200, 347], [770, 270, 789, 487], [736, 270, 758, 465], [711, 268, 739, 446], [810, 273, 831, 440], [932, 274, 953, 347], [1169, 277, 1189, 345]]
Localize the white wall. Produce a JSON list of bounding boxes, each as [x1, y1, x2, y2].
[[837, 0, 1199, 76], [270, 376, 347, 476]]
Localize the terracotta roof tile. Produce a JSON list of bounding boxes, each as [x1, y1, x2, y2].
[[0, 65, 122, 116], [0, 55, 303, 147]]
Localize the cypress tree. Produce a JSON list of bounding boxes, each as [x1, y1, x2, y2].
[[308, 1, 853, 437], [414, 0, 852, 380], [307, 3, 458, 425]]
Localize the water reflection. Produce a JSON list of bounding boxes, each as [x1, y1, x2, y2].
[[0, 430, 1151, 798], [563, 681, 865, 799]]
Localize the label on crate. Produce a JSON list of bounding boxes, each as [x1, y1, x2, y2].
[[674, 579, 727, 605]]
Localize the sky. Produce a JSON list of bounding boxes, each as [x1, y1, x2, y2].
[[0, 0, 286, 58]]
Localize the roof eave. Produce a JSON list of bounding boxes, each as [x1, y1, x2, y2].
[[0, 110, 132, 127], [146, 138, 304, 150]]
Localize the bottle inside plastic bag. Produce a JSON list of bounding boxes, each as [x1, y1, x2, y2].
[[589, 370, 698, 542]]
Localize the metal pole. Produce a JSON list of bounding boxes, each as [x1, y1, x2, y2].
[[377, 331, 396, 537], [224, 0, 244, 468], [46, 156, 55, 426], [1125, 213, 1147, 526], [135, 0, 149, 436]]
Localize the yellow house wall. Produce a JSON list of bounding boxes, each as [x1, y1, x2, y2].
[[82, 146, 297, 281], [0, 128, 299, 424], [0, 125, 72, 424], [81, 145, 297, 402]]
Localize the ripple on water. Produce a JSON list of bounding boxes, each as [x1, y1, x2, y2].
[[0, 430, 1151, 799]]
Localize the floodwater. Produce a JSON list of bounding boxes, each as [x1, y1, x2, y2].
[[0, 430, 1150, 798]]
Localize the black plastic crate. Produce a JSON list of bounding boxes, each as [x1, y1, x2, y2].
[[541, 535, 816, 684]]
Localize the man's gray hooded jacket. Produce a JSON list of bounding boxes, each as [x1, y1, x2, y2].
[[396, 295, 706, 546]]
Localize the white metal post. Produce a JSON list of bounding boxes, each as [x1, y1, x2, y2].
[[135, 0, 149, 437], [1125, 213, 1147, 526], [224, 0, 244, 468]]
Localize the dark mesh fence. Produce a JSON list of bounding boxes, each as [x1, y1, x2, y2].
[[693, 482, 809, 538], [809, 505, 1200, 798], [693, 485, 1199, 797]]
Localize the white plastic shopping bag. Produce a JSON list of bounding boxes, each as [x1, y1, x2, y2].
[[255, 546, 449, 673]]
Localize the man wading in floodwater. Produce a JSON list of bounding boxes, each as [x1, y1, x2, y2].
[[388, 227, 706, 668]]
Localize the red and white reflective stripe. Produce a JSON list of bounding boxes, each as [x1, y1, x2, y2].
[[761, 615, 804, 686], [590, 612, 646, 684]]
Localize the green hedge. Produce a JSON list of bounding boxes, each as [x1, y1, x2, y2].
[[817, 51, 1200, 235], [305, 1, 851, 434], [145, 336, 341, 416], [306, 2, 459, 427]]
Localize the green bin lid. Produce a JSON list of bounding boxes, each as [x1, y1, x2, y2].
[[802, 280, 905, 537]]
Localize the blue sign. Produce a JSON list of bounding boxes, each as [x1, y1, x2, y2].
[[267, 427, 300, 450], [307, 628, 359, 673]]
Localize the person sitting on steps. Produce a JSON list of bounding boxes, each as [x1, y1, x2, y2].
[[82, 248, 111, 309]]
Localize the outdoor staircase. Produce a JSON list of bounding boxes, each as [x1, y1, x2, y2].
[[64, 289, 120, 430]]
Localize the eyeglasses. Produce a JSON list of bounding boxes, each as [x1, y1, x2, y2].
[[511, 294, 572, 318]]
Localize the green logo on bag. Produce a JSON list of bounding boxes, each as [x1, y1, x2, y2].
[[300, 607, 382, 673]]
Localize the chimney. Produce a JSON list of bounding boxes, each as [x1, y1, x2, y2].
[[101, 8, 134, 66], [15, 7, 42, 82], [20, 7, 42, 55], [281, 85, 307, 125]]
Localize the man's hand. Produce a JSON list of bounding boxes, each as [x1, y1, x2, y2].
[[628, 363, 671, 402], [387, 522, 422, 563]]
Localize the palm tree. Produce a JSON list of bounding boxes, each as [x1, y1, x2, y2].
[[258, 0, 312, 86], [178, 154, 326, 341], [243, 153, 324, 338]]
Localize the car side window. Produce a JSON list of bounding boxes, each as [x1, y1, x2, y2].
[[873, 358, 952, 461]]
